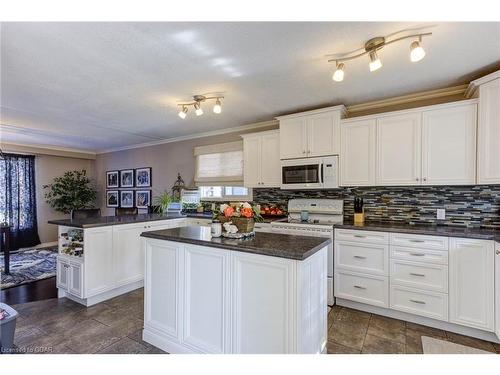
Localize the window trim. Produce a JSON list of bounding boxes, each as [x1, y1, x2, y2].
[[199, 187, 253, 202]]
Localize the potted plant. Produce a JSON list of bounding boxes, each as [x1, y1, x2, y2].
[[43, 170, 97, 215], [215, 202, 262, 233], [152, 191, 178, 215]]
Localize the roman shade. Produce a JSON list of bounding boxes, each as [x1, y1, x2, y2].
[[194, 141, 244, 186]]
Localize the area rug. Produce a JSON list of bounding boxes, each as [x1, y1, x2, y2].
[[421, 336, 492, 354], [0, 247, 58, 289]]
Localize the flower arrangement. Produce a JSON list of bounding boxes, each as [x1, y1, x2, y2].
[[214, 202, 263, 234]]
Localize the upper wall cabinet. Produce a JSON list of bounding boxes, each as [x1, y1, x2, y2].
[[422, 104, 477, 185], [277, 106, 346, 160], [242, 130, 281, 188], [340, 100, 478, 187], [340, 118, 377, 186], [476, 75, 500, 184]]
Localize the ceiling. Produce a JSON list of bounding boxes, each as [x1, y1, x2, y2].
[[1, 22, 499, 153]]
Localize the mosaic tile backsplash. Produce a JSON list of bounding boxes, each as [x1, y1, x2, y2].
[[252, 185, 500, 228]]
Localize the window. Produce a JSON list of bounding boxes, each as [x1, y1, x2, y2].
[[200, 186, 253, 201], [194, 141, 244, 185]]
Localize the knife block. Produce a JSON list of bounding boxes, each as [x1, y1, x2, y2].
[[354, 211, 365, 224]]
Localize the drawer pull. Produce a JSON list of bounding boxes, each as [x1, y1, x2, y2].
[[409, 272, 425, 277], [354, 235, 366, 238], [409, 253, 425, 257], [353, 285, 367, 290], [353, 255, 367, 259], [409, 239, 425, 243], [409, 299, 426, 305]]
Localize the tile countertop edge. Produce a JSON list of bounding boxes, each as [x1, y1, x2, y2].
[[334, 222, 500, 241], [140, 229, 331, 261]]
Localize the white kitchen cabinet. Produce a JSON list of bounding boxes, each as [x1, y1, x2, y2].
[[422, 103, 477, 185], [84, 226, 115, 297], [376, 113, 422, 185], [278, 106, 346, 159], [57, 257, 83, 298], [242, 130, 280, 187], [56, 258, 69, 290], [113, 223, 147, 287], [477, 77, 500, 184], [495, 241, 500, 339], [340, 118, 377, 186], [449, 238, 494, 331]]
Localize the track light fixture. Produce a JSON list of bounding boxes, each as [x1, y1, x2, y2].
[[327, 30, 432, 82], [177, 94, 224, 119]]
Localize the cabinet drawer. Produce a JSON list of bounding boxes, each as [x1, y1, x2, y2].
[[334, 270, 389, 308], [390, 233, 448, 250], [390, 259, 448, 293], [335, 241, 389, 276], [390, 285, 448, 321], [335, 229, 389, 244], [390, 246, 448, 265]]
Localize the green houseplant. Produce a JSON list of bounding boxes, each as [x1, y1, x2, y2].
[[43, 170, 97, 214], [152, 191, 178, 215]]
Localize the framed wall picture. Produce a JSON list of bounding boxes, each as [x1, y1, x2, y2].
[[106, 171, 119, 188], [135, 167, 152, 187], [120, 190, 134, 208], [120, 169, 135, 188], [135, 190, 151, 209], [106, 190, 119, 208]]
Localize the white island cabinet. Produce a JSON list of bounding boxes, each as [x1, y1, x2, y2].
[[142, 230, 329, 354]]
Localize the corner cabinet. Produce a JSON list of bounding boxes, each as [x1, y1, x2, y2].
[[476, 76, 500, 184], [495, 241, 500, 339], [242, 130, 280, 188], [449, 238, 494, 332], [277, 106, 346, 160]]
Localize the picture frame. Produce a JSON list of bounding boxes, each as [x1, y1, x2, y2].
[[135, 167, 152, 188], [106, 190, 119, 208], [106, 171, 119, 188], [135, 190, 151, 209], [119, 190, 134, 208], [120, 169, 135, 188]]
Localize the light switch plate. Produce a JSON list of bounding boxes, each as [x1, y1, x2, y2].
[[437, 209, 446, 220]]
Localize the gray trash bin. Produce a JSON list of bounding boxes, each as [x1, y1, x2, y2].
[[0, 303, 19, 354]]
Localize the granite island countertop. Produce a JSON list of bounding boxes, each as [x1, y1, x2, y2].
[[335, 221, 500, 241], [48, 213, 188, 228], [140, 225, 331, 260]]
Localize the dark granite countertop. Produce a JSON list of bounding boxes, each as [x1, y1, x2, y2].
[[335, 221, 500, 241], [140, 225, 331, 260], [183, 212, 213, 219], [48, 213, 187, 229]]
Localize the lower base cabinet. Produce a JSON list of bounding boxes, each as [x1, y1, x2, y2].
[[143, 238, 328, 354], [57, 257, 84, 298]]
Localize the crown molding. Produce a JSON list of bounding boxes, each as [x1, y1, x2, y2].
[[275, 105, 347, 120], [346, 84, 469, 115], [97, 119, 278, 154], [465, 70, 500, 98], [0, 142, 96, 160]]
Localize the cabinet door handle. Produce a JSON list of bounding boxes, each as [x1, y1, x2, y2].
[[303, 150, 306, 154], [496, 250, 500, 255], [409, 239, 425, 243], [410, 272, 425, 277], [409, 253, 425, 256], [354, 235, 366, 238], [353, 255, 367, 259], [307, 150, 311, 154], [409, 299, 426, 305], [423, 178, 427, 181], [353, 285, 367, 290], [415, 177, 419, 181]]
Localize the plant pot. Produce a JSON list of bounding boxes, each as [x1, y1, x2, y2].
[[218, 216, 255, 233]]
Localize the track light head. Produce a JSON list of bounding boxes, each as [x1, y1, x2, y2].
[[178, 106, 188, 119], [332, 62, 345, 82], [194, 102, 203, 116], [213, 98, 222, 114], [410, 39, 426, 62], [369, 51, 382, 72]]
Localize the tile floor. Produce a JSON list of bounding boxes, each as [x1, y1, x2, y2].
[[8, 289, 500, 354]]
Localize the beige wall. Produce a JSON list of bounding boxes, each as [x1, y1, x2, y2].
[[95, 125, 277, 216], [35, 154, 95, 243]]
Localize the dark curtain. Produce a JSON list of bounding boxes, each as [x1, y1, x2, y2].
[[0, 153, 41, 250]]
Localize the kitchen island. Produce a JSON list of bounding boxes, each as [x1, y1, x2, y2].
[[140, 226, 331, 354]]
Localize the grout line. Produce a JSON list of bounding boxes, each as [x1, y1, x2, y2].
[[360, 314, 372, 353]]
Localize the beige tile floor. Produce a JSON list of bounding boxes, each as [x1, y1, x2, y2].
[[8, 289, 500, 354]]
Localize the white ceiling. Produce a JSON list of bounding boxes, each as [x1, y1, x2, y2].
[[1, 22, 499, 153]]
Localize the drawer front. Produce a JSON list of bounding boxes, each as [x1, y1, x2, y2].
[[335, 229, 389, 244], [390, 233, 448, 250], [390, 285, 448, 321], [390, 246, 448, 265], [390, 259, 448, 293], [334, 270, 389, 308], [335, 241, 389, 276]]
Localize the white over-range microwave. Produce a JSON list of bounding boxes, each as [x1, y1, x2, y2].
[[281, 156, 339, 190]]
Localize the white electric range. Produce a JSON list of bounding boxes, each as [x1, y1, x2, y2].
[[270, 199, 343, 306]]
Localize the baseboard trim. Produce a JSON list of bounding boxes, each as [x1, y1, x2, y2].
[[336, 298, 500, 344], [59, 280, 144, 307]]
